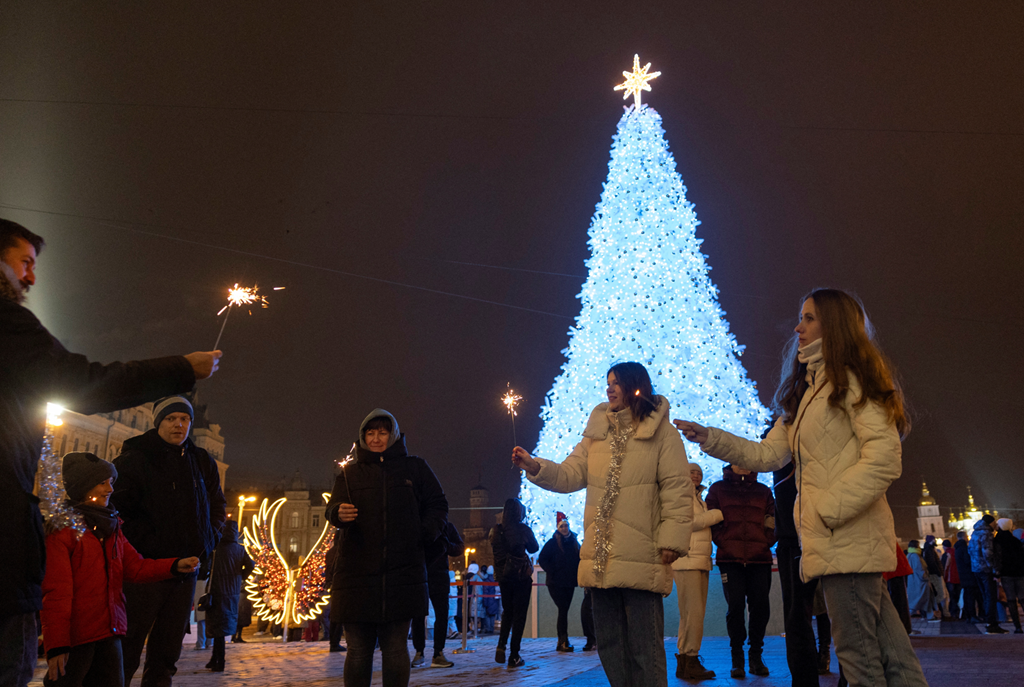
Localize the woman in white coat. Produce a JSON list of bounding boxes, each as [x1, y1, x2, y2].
[[675, 289, 927, 687], [671, 463, 722, 681], [512, 362, 693, 687]]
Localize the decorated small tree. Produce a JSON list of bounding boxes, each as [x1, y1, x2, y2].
[[522, 56, 770, 542]]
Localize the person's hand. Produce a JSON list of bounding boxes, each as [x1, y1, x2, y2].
[[184, 351, 223, 380], [511, 447, 541, 476], [673, 419, 709, 444], [338, 503, 358, 523], [47, 654, 67, 681], [660, 549, 679, 565], [177, 556, 200, 573]]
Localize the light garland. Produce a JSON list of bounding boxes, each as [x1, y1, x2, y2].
[[38, 403, 85, 538], [522, 100, 770, 546]]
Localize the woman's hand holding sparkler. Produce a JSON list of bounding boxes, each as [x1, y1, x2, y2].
[[672, 419, 709, 444], [184, 350, 223, 380], [338, 503, 358, 523], [511, 447, 541, 476]]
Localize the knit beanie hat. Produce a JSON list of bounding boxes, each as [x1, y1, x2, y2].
[[62, 452, 117, 502], [997, 518, 1014, 532], [981, 514, 996, 526], [153, 396, 193, 428]]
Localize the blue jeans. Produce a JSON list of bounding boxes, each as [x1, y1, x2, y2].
[[975, 572, 999, 626], [0, 612, 37, 687], [591, 587, 667, 687], [820, 573, 928, 687], [344, 620, 411, 687]]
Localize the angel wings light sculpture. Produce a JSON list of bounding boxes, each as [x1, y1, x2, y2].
[[242, 495, 334, 627]]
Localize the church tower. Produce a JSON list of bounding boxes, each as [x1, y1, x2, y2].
[[916, 482, 946, 540]]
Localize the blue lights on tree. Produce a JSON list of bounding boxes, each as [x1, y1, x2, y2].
[[521, 103, 770, 543]]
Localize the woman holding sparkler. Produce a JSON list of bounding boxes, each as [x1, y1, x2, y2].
[[674, 288, 927, 687], [511, 362, 693, 687]]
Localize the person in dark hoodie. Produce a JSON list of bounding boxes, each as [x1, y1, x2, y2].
[[203, 521, 255, 672], [326, 409, 449, 687], [0, 219, 220, 687], [954, 531, 980, 623], [538, 512, 582, 653], [411, 520, 463, 668], [112, 395, 228, 685], [490, 498, 539, 668], [706, 464, 776, 678]]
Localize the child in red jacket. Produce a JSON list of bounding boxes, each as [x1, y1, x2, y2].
[[41, 453, 198, 686]]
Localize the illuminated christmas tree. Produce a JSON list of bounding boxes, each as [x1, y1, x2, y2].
[[522, 56, 770, 543]]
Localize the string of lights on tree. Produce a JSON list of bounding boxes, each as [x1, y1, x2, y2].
[[521, 55, 770, 544], [37, 404, 86, 537]]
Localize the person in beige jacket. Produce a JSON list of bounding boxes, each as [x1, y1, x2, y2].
[[675, 289, 927, 687], [513, 362, 693, 687], [671, 462, 722, 681]]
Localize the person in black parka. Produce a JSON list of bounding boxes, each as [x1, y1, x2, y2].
[[490, 498, 539, 668], [412, 520, 463, 668], [538, 512, 581, 653], [204, 521, 254, 671], [326, 409, 448, 687]]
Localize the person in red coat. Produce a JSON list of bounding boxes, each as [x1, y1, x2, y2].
[[41, 453, 198, 687]]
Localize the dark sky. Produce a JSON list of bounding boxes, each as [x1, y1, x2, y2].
[[2, 3, 1021, 539]]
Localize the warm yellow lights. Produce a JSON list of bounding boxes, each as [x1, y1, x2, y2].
[[46, 403, 64, 427], [614, 54, 661, 109], [463, 546, 476, 569]]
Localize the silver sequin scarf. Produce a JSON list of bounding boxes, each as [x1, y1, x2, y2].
[[592, 414, 635, 578]]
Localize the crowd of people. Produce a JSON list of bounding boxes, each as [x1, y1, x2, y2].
[[3, 216, 1009, 687]]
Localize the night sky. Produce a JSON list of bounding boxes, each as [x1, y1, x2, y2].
[[2, 3, 1021, 539]]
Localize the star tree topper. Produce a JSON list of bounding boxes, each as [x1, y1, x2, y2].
[[614, 54, 661, 109]]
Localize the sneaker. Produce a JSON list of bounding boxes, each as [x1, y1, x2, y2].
[[508, 655, 525, 668], [986, 624, 1009, 634], [495, 647, 506, 664], [1015, 628, 1023, 634], [431, 652, 454, 668], [329, 645, 345, 653], [411, 651, 425, 667]]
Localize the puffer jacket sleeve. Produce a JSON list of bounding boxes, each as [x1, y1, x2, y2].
[[655, 426, 693, 557], [528, 438, 591, 494], [815, 376, 902, 530], [702, 417, 792, 473], [40, 530, 75, 656], [693, 507, 724, 532]]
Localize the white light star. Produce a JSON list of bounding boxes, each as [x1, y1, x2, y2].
[[614, 54, 661, 109]]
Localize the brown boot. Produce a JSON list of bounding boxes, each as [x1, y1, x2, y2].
[[681, 654, 716, 680]]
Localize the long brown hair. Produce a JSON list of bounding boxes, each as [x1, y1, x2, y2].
[[607, 362, 657, 421], [773, 288, 910, 438]]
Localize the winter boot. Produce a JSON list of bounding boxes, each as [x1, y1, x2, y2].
[[730, 648, 745, 678], [675, 654, 685, 679], [682, 654, 716, 680], [748, 650, 769, 677], [818, 647, 831, 674], [495, 646, 506, 664]]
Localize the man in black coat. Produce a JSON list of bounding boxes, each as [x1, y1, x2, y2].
[[113, 396, 228, 686], [412, 520, 463, 668], [0, 219, 221, 687], [326, 409, 448, 687]]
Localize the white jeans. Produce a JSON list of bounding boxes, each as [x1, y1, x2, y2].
[[820, 573, 929, 687]]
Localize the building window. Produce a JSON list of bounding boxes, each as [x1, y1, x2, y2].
[[930, 524, 935, 533], [290, 512, 302, 529], [312, 515, 320, 528], [60, 435, 67, 455], [73, 438, 79, 452], [131, 416, 137, 429], [289, 536, 299, 553], [85, 442, 90, 453]]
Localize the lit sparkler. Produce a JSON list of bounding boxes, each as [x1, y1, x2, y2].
[[213, 283, 283, 349], [502, 384, 523, 464]]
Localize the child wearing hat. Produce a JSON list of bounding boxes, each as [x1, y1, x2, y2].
[[40, 453, 199, 686]]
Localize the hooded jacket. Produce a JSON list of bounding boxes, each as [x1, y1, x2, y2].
[[112, 429, 227, 560], [699, 346, 902, 581], [969, 519, 995, 574], [526, 397, 693, 594], [41, 520, 178, 657], [538, 529, 581, 588], [706, 466, 776, 565], [0, 268, 195, 615], [326, 409, 449, 623], [205, 521, 255, 637]]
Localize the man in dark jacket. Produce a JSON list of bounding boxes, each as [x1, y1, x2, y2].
[[412, 521, 463, 668], [954, 531, 980, 622], [706, 464, 776, 678], [993, 519, 1024, 633], [326, 409, 448, 687], [113, 396, 229, 685], [0, 218, 221, 687], [969, 514, 1007, 634]]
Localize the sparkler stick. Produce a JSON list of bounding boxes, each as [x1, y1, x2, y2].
[[502, 384, 523, 468], [212, 283, 281, 349]]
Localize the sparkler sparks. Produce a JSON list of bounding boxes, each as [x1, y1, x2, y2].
[[213, 283, 282, 349], [502, 384, 523, 464]]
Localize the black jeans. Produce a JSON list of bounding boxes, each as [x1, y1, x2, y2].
[[719, 562, 772, 653], [548, 586, 576, 644], [887, 577, 912, 633], [777, 543, 820, 687], [211, 635, 225, 666], [122, 576, 197, 687], [329, 617, 345, 648], [44, 637, 124, 687], [946, 583, 961, 618], [961, 584, 981, 622], [0, 612, 36, 687], [497, 577, 532, 656], [344, 620, 411, 687], [976, 572, 999, 625], [412, 577, 451, 655], [581, 588, 596, 644]]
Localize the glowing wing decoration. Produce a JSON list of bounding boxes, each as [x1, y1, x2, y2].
[[290, 493, 334, 625]]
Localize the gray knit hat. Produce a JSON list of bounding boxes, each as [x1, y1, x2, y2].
[[62, 452, 117, 502], [153, 396, 193, 428]]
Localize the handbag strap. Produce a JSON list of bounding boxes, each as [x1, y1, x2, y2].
[[205, 549, 217, 593]]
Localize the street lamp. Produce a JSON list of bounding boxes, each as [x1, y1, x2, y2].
[[463, 546, 476, 570], [237, 495, 256, 525]]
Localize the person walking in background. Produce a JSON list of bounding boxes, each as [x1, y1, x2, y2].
[[192, 566, 210, 651], [941, 539, 960, 620], [513, 362, 693, 687], [922, 536, 950, 619], [490, 498, 539, 668], [40, 453, 199, 687], [954, 531, 980, 623], [0, 218, 220, 687], [906, 541, 935, 621], [705, 464, 776, 678], [203, 521, 255, 672], [671, 462, 722, 681], [969, 514, 1006, 634], [326, 409, 449, 687], [993, 518, 1024, 633], [113, 396, 228, 686], [412, 520, 462, 668], [324, 529, 346, 652], [675, 288, 928, 687], [538, 512, 582, 653], [481, 565, 500, 634], [885, 545, 915, 635]]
